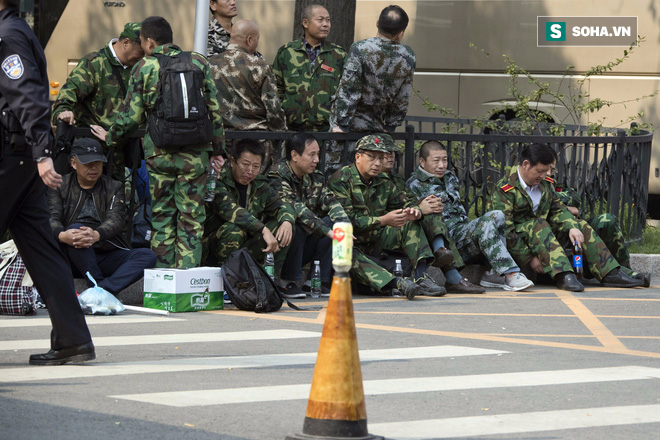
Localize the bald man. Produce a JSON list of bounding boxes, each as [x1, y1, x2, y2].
[[208, 20, 285, 132]]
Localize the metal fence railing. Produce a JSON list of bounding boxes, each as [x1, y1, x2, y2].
[[224, 117, 653, 243]]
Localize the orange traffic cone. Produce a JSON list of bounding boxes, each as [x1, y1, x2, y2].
[[286, 275, 383, 440]]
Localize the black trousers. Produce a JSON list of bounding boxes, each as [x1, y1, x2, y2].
[[0, 144, 91, 350]]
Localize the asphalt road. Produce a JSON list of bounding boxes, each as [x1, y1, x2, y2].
[[1, 282, 659, 440]]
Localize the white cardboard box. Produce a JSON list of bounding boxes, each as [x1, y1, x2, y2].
[[143, 267, 224, 312]]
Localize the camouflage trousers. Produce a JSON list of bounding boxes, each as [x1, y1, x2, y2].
[[560, 213, 632, 277], [323, 140, 356, 177], [513, 217, 620, 280], [202, 218, 290, 277], [147, 151, 208, 269], [421, 213, 465, 268], [451, 210, 518, 274], [350, 248, 395, 292], [359, 220, 434, 269]]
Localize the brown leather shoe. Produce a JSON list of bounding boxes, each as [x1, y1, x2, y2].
[[446, 277, 486, 294], [431, 247, 454, 269]]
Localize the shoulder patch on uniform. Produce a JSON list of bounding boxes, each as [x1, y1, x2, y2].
[[320, 64, 334, 72], [545, 176, 555, 184], [501, 184, 514, 192], [2, 54, 23, 80]]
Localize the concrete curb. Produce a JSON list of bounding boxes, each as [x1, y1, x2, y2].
[[629, 254, 660, 281]]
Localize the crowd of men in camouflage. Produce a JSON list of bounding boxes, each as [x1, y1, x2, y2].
[[272, 5, 346, 132], [41, 4, 649, 305], [52, 22, 144, 179]]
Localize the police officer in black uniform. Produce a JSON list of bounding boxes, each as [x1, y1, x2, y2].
[[0, 0, 95, 365]]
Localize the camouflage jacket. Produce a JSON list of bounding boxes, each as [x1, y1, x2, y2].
[[329, 37, 416, 132], [554, 184, 581, 209], [489, 167, 579, 263], [389, 170, 417, 200], [51, 40, 132, 129], [328, 164, 416, 244], [272, 38, 346, 131], [206, 165, 295, 236], [209, 44, 286, 131], [105, 44, 225, 158], [268, 161, 348, 237], [406, 166, 469, 231], [207, 17, 230, 57]]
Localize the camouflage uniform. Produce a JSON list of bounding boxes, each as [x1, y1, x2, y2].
[[272, 38, 346, 132], [329, 164, 434, 291], [207, 16, 231, 56], [106, 44, 225, 268], [407, 166, 516, 274], [209, 44, 286, 132], [490, 168, 620, 280], [389, 170, 464, 267], [267, 161, 349, 236], [52, 38, 136, 179], [325, 37, 415, 175], [203, 165, 295, 273], [555, 184, 630, 269]]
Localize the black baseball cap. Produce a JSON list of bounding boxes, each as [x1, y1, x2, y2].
[[71, 138, 107, 164]]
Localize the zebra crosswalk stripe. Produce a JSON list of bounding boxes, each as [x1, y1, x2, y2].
[[110, 365, 660, 407]]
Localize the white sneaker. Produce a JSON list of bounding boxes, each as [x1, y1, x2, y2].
[[504, 272, 534, 291], [479, 270, 506, 289]]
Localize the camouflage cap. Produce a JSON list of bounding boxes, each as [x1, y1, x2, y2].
[[120, 22, 141, 41], [355, 134, 395, 153]]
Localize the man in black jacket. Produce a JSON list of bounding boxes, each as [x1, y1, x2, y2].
[[48, 138, 156, 294], [0, 0, 93, 365]]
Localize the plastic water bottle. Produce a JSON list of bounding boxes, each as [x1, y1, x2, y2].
[[311, 260, 322, 298], [204, 166, 218, 202], [393, 259, 403, 278], [264, 252, 275, 281]]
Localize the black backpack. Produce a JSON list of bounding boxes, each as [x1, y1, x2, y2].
[[222, 249, 307, 313], [148, 52, 213, 149]]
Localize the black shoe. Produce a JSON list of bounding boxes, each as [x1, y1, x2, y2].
[[29, 341, 95, 366], [280, 282, 306, 299], [414, 274, 446, 296], [555, 272, 584, 292], [445, 277, 486, 294], [431, 247, 454, 269], [600, 269, 643, 288], [633, 272, 651, 288]]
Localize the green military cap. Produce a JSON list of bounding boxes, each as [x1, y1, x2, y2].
[[120, 22, 141, 41], [355, 133, 395, 153]]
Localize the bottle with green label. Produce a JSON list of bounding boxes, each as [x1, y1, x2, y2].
[[264, 251, 275, 281]]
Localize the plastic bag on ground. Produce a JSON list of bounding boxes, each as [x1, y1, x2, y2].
[[77, 272, 125, 315]]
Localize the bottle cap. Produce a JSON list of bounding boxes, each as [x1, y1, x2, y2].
[[314, 260, 320, 264], [395, 259, 401, 263]]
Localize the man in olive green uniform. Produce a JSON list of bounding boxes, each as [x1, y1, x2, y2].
[[92, 17, 225, 269], [548, 164, 650, 286], [204, 139, 294, 274], [329, 134, 447, 299], [268, 133, 348, 297], [490, 143, 642, 291], [207, 0, 237, 56], [272, 4, 345, 132], [52, 22, 144, 180]]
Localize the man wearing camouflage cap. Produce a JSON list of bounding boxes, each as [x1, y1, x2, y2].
[[328, 134, 447, 299], [53, 22, 144, 181]]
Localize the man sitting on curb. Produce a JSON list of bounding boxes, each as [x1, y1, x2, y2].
[[268, 133, 349, 298], [381, 140, 467, 291], [490, 143, 642, 292], [329, 134, 446, 298], [407, 141, 532, 292], [48, 139, 157, 295], [547, 162, 650, 287]]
